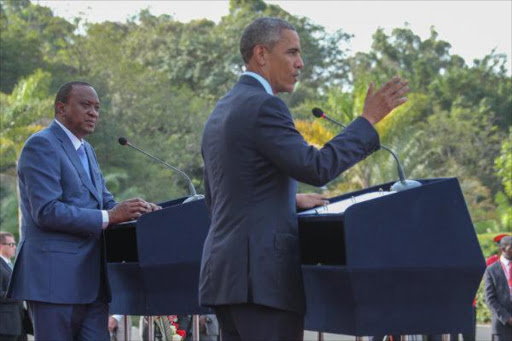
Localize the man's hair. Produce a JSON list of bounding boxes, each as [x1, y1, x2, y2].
[[240, 17, 296, 64], [0, 231, 13, 244], [54, 81, 93, 115], [500, 236, 512, 248]]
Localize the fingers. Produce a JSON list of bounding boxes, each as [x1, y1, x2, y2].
[[392, 97, 408, 108], [307, 193, 329, 201], [297, 193, 329, 209], [379, 76, 400, 93], [361, 76, 409, 125], [149, 202, 162, 212], [366, 82, 375, 98], [118, 199, 152, 220]]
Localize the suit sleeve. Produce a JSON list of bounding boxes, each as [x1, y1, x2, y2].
[[18, 135, 103, 236], [484, 266, 512, 325], [254, 96, 380, 187]]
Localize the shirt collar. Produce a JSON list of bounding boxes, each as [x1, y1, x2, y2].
[[500, 255, 511, 266], [55, 119, 83, 151], [0, 255, 11, 265], [242, 71, 273, 95]]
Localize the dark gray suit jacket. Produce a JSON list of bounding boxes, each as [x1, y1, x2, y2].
[[0, 257, 23, 336], [485, 260, 512, 337], [199, 75, 379, 314]]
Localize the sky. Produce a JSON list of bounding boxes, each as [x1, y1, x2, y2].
[[38, 0, 512, 72]]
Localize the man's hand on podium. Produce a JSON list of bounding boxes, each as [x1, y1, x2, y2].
[[108, 198, 162, 225], [296, 193, 329, 210]]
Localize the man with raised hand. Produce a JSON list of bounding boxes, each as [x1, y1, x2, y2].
[[200, 17, 409, 340]]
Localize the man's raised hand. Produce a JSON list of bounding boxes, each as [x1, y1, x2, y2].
[[362, 76, 409, 125]]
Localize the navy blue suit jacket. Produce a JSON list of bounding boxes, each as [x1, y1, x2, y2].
[[7, 121, 116, 304], [199, 75, 380, 314]]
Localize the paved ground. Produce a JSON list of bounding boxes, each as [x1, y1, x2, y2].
[[302, 325, 491, 340], [128, 325, 492, 340], [28, 324, 493, 340]]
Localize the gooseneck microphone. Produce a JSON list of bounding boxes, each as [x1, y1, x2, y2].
[[311, 108, 421, 191], [118, 137, 204, 202]]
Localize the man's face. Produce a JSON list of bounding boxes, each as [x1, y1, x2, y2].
[[56, 85, 100, 140], [265, 29, 304, 94], [502, 244, 512, 260], [0, 236, 17, 259]]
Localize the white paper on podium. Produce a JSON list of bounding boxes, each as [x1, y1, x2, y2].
[[298, 190, 396, 215]]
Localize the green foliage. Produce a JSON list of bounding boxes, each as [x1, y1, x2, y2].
[[0, 69, 53, 171], [495, 128, 512, 198], [0, 174, 19, 240], [0, 0, 76, 93]]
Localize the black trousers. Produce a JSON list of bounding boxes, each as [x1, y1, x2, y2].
[[214, 304, 304, 341]]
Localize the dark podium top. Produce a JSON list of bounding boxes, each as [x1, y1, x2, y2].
[[105, 177, 485, 336]]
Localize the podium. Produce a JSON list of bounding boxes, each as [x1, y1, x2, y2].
[[299, 177, 485, 336], [105, 197, 211, 315], [105, 177, 485, 336]]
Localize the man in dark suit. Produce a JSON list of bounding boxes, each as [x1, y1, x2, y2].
[[0, 232, 26, 341], [485, 235, 512, 340], [199, 17, 409, 340], [7, 81, 160, 340]]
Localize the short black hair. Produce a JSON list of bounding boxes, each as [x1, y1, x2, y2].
[[54, 81, 93, 115], [500, 236, 512, 248], [240, 17, 296, 64]]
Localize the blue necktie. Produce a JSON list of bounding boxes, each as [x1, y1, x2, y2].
[[77, 144, 92, 181]]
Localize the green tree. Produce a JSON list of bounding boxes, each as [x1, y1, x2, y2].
[[0, 0, 76, 93], [0, 69, 53, 235]]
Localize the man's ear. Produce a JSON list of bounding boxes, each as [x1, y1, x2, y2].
[[55, 101, 66, 116], [252, 45, 268, 66]]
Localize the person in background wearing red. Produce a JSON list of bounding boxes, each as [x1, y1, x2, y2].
[[487, 234, 511, 266]]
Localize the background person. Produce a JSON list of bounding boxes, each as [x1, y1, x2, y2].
[[485, 235, 512, 340], [0, 232, 28, 341]]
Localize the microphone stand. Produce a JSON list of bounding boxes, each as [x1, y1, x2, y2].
[[119, 138, 204, 202], [312, 109, 421, 192]]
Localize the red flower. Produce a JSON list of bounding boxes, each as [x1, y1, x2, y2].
[[177, 330, 186, 337]]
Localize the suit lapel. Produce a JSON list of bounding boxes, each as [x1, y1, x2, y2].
[[84, 143, 103, 207], [50, 122, 102, 205], [0, 257, 12, 275]]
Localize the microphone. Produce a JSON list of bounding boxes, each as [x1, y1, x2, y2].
[[311, 108, 421, 191], [118, 137, 204, 202]]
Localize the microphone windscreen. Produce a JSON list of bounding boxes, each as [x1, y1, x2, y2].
[[312, 107, 324, 118], [118, 137, 128, 146]]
